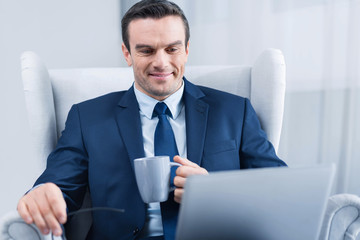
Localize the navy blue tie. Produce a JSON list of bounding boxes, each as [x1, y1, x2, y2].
[[153, 102, 179, 185], [153, 102, 179, 240]]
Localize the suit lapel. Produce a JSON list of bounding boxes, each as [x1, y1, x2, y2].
[[114, 81, 208, 168], [183, 79, 209, 166], [115, 86, 145, 170]]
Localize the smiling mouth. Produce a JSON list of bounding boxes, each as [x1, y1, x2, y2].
[[149, 72, 173, 79]]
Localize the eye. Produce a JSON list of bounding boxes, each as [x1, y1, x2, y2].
[[166, 47, 179, 53], [139, 48, 154, 55]]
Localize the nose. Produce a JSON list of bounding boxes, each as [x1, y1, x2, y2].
[[152, 50, 169, 69]]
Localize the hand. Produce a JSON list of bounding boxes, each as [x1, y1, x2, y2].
[[17, 182, 67, 236], [173, 156, 208, 203]]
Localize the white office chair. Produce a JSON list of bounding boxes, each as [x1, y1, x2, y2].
[[0, 49, 359, 240]]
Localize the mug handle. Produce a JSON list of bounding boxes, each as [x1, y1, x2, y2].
[[169, 162, 182, 192]]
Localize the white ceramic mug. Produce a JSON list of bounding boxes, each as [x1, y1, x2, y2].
[[134, 156, 181, 203]]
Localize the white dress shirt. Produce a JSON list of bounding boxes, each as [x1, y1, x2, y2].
[[133, 81, 187, 237]]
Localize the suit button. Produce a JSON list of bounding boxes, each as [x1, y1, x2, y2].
[[133, 227, 139, 235]]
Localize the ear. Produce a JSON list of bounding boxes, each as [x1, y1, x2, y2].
[[122, 43, 132, 66], [184, 41, 190, 63]]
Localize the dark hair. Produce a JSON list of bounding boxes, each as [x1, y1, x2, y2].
[[121, 0, 190, 52]]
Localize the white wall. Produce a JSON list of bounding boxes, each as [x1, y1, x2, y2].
[[0, 0, 123, 216]]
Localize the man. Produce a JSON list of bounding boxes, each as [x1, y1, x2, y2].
[[17, 0, 286, 239]]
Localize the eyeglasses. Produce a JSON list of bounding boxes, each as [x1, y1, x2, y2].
[[52, 207, 125, 240]]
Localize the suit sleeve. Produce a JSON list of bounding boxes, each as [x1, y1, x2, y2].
[[239, 99, 287, 168], [34, 104, 88, 212]]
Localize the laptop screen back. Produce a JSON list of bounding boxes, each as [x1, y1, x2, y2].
[[176, 165, 335, 240]]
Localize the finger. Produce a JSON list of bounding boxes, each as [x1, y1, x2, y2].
[[174, 188, 184, 203], [176, 165, 208, 178], [26, 195, 50, 235], [29, 183, 64, 236], [40, 183, 66, 236], [46, 184, 67, 224], [173, 156, 199, 168], [42, 211, 63, 236], [17, 198, 33, 224], [174, 176, 186, 188]]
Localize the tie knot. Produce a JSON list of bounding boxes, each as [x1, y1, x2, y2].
[[153, 102, 172, 118]]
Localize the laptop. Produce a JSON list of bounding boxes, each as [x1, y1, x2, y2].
[[176, 165, 335, 240]]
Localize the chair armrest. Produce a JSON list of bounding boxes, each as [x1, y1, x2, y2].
[[320, 194, 360, 240], [345, 217, 360, 240], [0, 211, 53, 240]]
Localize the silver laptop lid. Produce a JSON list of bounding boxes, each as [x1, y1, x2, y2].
[[176, 165, 335, 240]]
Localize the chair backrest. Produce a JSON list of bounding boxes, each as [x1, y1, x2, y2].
[[21, 49, 286, 168]]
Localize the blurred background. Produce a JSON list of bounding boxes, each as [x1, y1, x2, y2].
[[0, 0, 359, 216]]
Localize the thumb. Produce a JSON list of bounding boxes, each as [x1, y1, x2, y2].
[[173, 156, 199, 167]]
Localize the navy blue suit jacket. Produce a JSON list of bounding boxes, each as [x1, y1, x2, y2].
[[35, 78, 286, 239]]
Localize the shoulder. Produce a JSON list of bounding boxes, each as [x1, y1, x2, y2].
[[73, 90, 129, 117], [78, 91, 126, 107], [197, 85, 248, 106], [184, 78, 247, 104]]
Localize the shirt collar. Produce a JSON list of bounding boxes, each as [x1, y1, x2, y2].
[[134, 81, 184, 120]]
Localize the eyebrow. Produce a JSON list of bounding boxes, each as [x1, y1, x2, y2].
[[135, 40, 183, 50]]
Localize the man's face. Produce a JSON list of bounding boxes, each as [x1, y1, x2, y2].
[[122, 16, 189, 101]]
